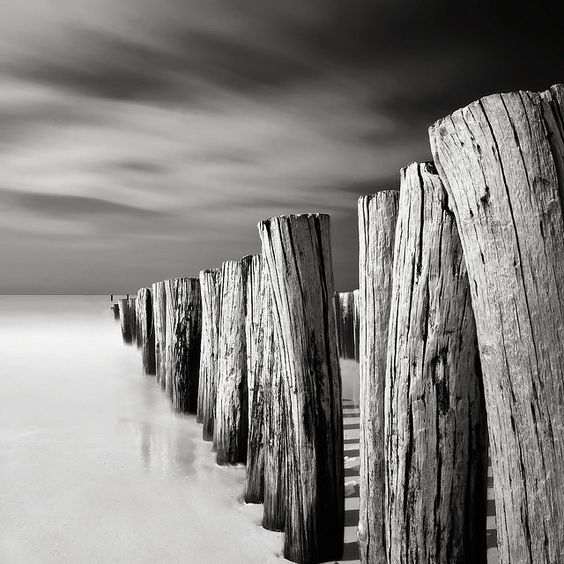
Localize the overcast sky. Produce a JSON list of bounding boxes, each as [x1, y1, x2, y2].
[[1, 0, 563, 294]]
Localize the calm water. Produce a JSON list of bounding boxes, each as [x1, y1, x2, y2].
[[0, 296, 283, 563]]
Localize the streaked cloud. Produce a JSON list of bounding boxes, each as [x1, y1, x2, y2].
[[0, 0, 562, 293]]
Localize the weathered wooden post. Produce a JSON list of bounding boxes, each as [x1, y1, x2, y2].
[[135, 292, 144, 349], [136, 287, 156, 376], [197, 268, 222, 441], [357, 190, 399, 564], [214, 256, 253, 465], [384, 162, 488, 563], [127, 297, 137, 344], [165, 278, 202, 413], [152, 281, 167, 387], [336, 291, 356, 359], [112, 303, 120, 320], [245, 255, 265, 503], [353, 288, 360, 361], [429, 84, 564, 564], [261, 276, 286, 531], [258, 213, 343, 564], [163, 279, 176, 398], [118, 298, 133, 344]]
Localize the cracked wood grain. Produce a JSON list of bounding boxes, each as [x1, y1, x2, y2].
[[357, 190, 399, 564], [258, 213, 343, 564], [429, 83, 564, 564], [384, 162, 487, 564], [197, 268, 222, 442]]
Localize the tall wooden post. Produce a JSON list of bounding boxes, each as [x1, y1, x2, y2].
[[118, 298, 133, 344], [197, 268, 222, 441], [245, 255, 265, 503], [137, 287, 156, 375], [429, 84, 564, 564], [258, 213, 343, 564], [152, 281, 167, 387], [384, 162, 487, 563], [215, 256, 252, 465], [261, 275, 286, 531], [165, 278, 202, 413], [357, 191, 399, 564]]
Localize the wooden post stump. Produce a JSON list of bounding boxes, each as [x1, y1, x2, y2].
[[258, 213, 343, 564], [197, 268, 222, 441], [215, 256, 252, 465], [152, 281, 167, 387], [336, 291, 356, 359], [118, 298, 133, 344], [137, 288, 156, 375], [245, 255, 265, 503], [357, 190, 399, 564], [384, 162, 487, 563], [163, 279, 177, 398], [261, 276, 286, 531], [166, 278, 202, 413], [429, 84, 564, 564], [111, 303, 120, 320]]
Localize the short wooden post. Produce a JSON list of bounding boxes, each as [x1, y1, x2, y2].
[[152, 281, 167, 387], [261, 275, 286, 531], [118, 298, 133, 344], [165, 278, 202, 413], [112, 303, 120, 320], [215, 256, 252, 465], [336, 291, 356, 359], [245, 255, 265, 503], [197, 268, 222, 441], [258, 213, 343, 564], [429, 84, 564, 564], [357, 190, 399, 564], [384, 162, 487, 563], [136, 288, 156, 375]]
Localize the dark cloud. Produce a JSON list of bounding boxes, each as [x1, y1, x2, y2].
[[0, 188, 171, 220], [1, 0, 564, 292]]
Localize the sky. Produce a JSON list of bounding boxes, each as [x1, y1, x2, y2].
[[0, 0, 563, 294]]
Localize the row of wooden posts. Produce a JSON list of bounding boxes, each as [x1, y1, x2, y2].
[[114, 83, 564, 564]]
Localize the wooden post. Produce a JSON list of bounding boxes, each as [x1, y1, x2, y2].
[[136, 288, 156, 375], [258, 213, 343, 564], [245, 255, 265, 503], [336, 291, 356, 359], [429, 84, 564, 564], [163, 279, 177, 398], [197, 268, 222, 441], [112, 303, 120, 320], [214, 256, 252, 465], [353, 288, 360, 361], [118, 298, 133, 344], [127, 297, 137, 344], [357, 190, 399, 564], [261, 275, 286, 531], [152, 281, 167, 387], [135, 290, 144, 349], [384, 162, 487, 563], [166, 278, 202, 413]]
